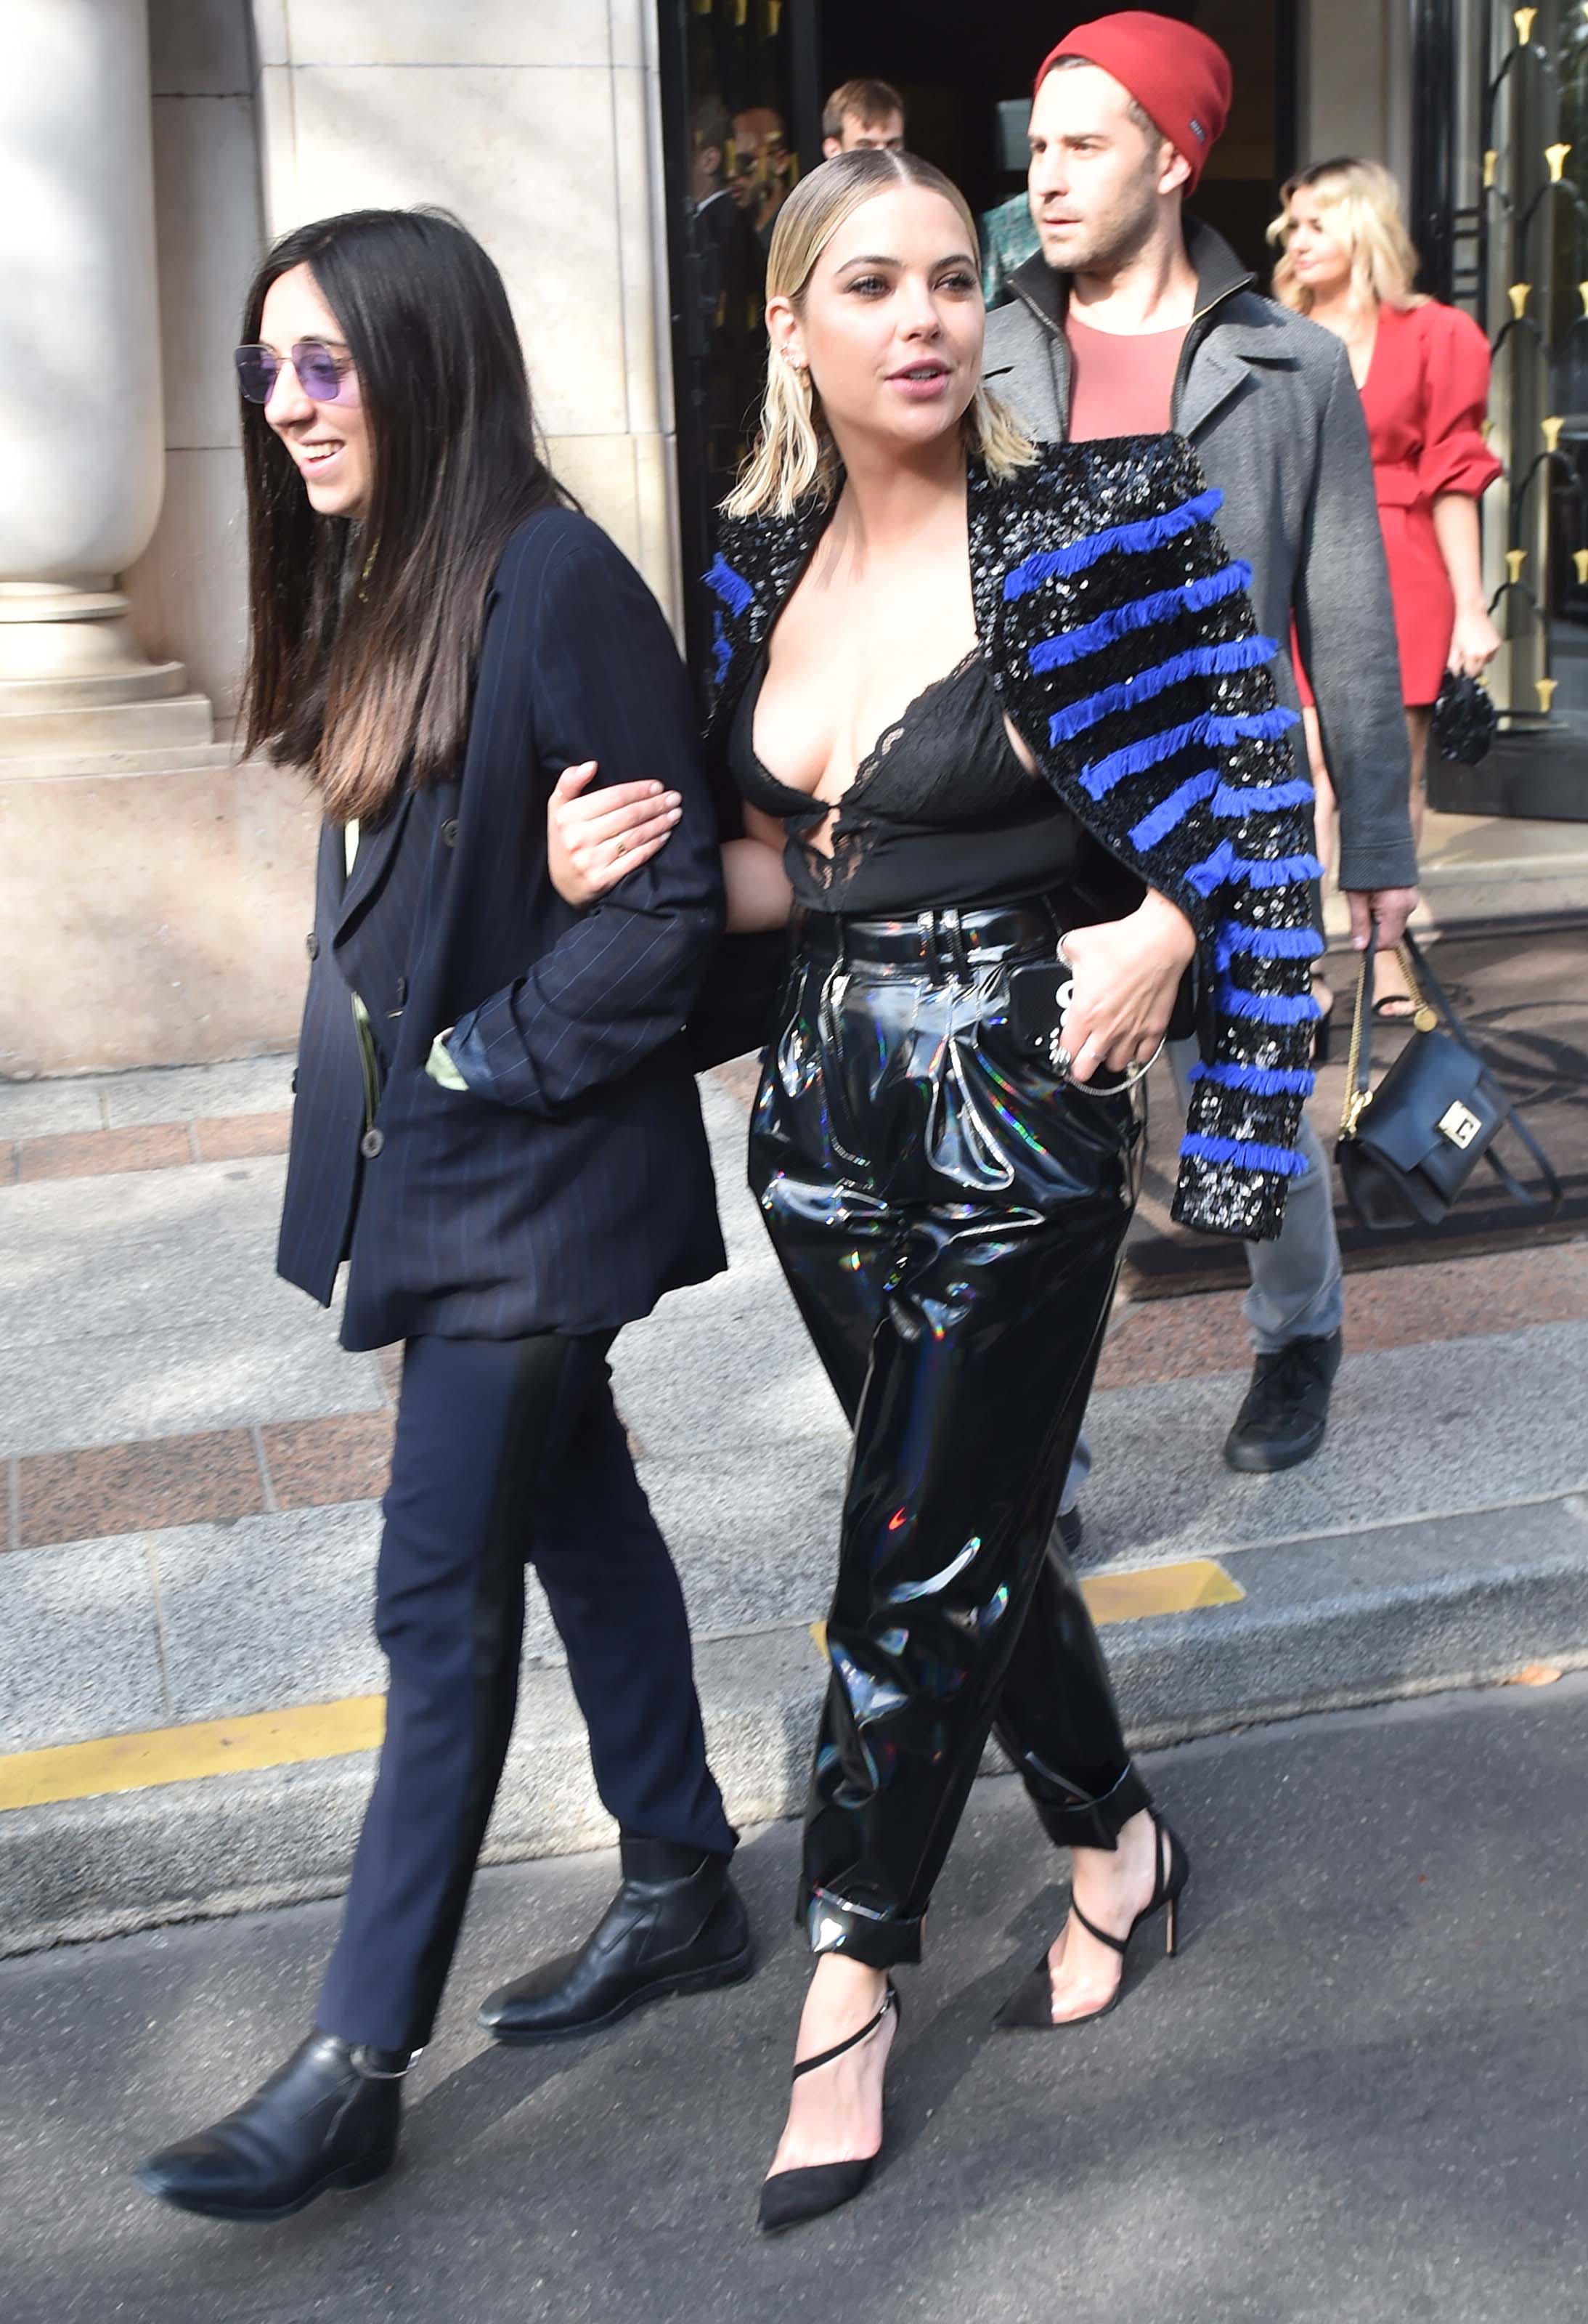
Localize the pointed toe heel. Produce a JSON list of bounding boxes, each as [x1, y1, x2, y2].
[[757, 2156, 876, 2235], [995, 1814, 1190, 2033], [756, 1979, 900, 2235]]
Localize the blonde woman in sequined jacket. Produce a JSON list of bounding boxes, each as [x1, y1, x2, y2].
[[546, 150, 1319, 2232]]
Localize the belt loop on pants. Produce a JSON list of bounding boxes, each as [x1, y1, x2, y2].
[[940, 906, 971, 981]]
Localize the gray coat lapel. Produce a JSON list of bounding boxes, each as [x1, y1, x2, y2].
[[1178, 325, 1300, 442], [1176, 330, 1253, 439]]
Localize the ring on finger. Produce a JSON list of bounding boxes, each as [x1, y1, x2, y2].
[[616, 837, 628, 857]]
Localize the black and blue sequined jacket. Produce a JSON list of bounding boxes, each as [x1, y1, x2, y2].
[[701, 434, 1323, 1245]]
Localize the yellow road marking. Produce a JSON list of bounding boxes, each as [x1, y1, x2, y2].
[[808, 1558, 1242, 1661], [3, 1559, 1243, 1813], [0, 1696, 386, 1813], [1083, 1559, 1245, 1625]]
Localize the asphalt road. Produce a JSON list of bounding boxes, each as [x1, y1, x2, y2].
[[4, 1679, 1587, 2324]]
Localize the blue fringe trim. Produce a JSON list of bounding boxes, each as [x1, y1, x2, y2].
[[1128, 768, 1218, 851], [1215, 922, 1324, 970], [1213, 776, 1314, 816], [1184, 839, 1235, 896], [1186, 844, 1322, 898], [704, 554, 754, 618], [1205, 706, 1299, 745], [1044, 637, 1279, 744], [1219, 983, 1321, 1025], [1180, 1131, 1310, 1177], [710, 611, 731, 688], [1075, 707, 1300, 797], [1003, 487, 1224, 601], [1189, 1060, 1317, 1098], [1027, 560, 1253, 672], [1232, 850, 1325, 888]]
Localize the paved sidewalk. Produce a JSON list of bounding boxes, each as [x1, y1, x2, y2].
[[3, 1050, 1588, 1954], [3, 1681, 1587, 2324]]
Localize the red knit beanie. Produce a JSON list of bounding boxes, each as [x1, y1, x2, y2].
[[1035, 12, 1232, 192]]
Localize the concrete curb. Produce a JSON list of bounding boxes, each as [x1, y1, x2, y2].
[[4, 1492, 1587, 1959]]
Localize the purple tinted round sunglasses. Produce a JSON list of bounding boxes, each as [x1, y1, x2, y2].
[[235, 338, 358, 405]]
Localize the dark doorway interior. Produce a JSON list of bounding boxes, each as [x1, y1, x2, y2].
[[814, 0, 1296, 285]]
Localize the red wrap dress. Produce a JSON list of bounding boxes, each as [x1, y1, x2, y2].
[[1300, 299, 1502, 708]]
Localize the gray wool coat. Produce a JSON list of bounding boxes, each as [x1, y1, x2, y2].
[[983, 219, 1418, 895]]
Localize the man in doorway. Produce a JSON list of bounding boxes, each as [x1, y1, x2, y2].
[[985, 12, 1418, 1482], [730, 102, 796, 250], [821, 77, 906, 158], [688, 94, 765, 498]]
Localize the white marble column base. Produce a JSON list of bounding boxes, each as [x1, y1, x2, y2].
[[0, 585, 211, 760]]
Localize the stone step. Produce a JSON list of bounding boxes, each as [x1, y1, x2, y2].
[[3, 1488, 1585, 1957], [0, 691, 213, 759]]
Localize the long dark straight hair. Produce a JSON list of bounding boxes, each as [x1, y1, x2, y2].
[[238, 207, 571, 824]]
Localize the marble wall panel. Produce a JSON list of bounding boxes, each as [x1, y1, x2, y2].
[[544, 433, 643, 573], [282, 64, 630, 441], [275, 1, 610, 70], [150, 91, 262, 452], [123, 447, 249, 718], [150, 0, 251, 94], [0, 752, 317, 1074]]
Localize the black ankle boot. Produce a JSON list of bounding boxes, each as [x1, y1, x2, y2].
[[478, 1836, 754, 2043], [1223, 1330, 1343, 1473], [135, 2033, 407, 2222]]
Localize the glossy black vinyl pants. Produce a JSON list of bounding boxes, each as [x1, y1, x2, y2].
[[749, 899, 1152, 1970]]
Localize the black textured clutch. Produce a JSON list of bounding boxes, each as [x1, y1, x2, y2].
[[1430, 669, 1498, 766], [1335, 934, 1558, 1230]]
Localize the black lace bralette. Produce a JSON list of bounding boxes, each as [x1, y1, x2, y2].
[[729, 644, 1037, 847]]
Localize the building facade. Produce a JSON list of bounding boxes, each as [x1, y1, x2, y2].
[[0, 1, 1501, 1077]]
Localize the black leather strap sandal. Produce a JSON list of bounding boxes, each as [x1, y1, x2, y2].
[[757, 1979, 900, 2235], [994, 1816, 1189, 2032]]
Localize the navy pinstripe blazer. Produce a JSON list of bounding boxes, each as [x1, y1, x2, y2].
[[277, 508, 728, 1352]]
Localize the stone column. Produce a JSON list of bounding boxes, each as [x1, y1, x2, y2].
[[0, 0, 209, 757]]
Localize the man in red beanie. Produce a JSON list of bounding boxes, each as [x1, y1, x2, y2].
[[986, 14, 1418, 1487]]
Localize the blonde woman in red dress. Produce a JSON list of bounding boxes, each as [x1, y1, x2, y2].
[[1273, 157, 1502, 1016]]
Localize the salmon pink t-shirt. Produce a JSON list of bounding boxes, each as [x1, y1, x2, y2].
[[1065, 312, 1186, 441]]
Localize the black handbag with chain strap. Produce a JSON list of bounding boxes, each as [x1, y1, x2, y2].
[[1335, 932, 1560, 1230]]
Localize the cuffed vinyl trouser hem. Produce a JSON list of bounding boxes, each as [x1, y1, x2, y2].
[[801, 1885, 924, 1970], [1018, 1757, 1153, 1853]]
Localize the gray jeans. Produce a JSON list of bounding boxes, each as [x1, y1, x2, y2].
[[1060, 1034, 1342, 1514]]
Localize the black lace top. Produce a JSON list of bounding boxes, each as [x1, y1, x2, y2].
[[728, 643, 1113, 916]]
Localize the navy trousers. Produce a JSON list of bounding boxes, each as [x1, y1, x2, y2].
[[317, 1330, 734, 2054]]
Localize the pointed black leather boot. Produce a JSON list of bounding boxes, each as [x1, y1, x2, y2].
[[135, 2033, 407, 2222], [478, 1837, 753, 2043]]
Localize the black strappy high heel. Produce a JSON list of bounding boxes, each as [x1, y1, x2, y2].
[[757, 1978, 900, 2235], [993, 1815, 1189, 2032]]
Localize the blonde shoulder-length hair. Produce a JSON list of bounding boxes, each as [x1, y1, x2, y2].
[[722, 147, 1034, 521], [1268, 156, 1426, 316]]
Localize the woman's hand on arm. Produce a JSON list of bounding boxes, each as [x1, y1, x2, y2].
[[547, 757, 791, 930], [1057, 890, 1197, 1084], [545, 760, 682, 909]]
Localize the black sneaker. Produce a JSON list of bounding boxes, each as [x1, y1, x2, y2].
[[1223, 1332, 1343, 1474], [1055, 1506, 1084, 1556]]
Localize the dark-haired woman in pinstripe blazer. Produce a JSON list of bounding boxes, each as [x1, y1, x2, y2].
[[137, 207, 754, 2226]]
